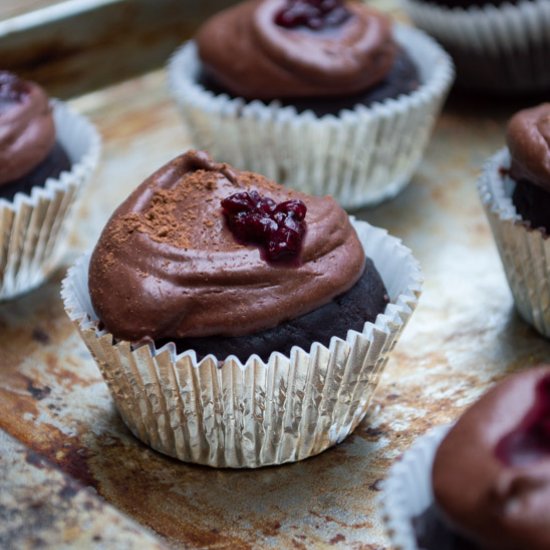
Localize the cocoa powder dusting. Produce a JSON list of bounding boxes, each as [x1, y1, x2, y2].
[[104, 252, 115, 269], [105, 162, 294, 254], [118, 170, 235, 248]]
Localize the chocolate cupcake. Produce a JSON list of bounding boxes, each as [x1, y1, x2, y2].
[[168, 0, 453, 208], [0, 72, 71, 201], [382, 366, 550, 550], [402, 0, 550, 94], [0, 71, 100, 299], [62, 150, 422, 468], [478, 103, 550, 338]]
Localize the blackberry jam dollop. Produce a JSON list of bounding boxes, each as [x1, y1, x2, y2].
[[221, 191, 307, 262], [196, 0, 397, 101], [89, 150, 366, 342], [274, 0, 351, 30], [0, 71, 29, 108]]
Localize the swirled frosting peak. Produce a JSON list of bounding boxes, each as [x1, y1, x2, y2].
[[0, 71, 56, 186], [196, 0, 397, 101], [507, 103, 550, 192], [89, 150, 366, 342]]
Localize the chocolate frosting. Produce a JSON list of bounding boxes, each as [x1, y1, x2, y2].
[[507, 103, 550, 192], [196, 0, 397, 101], [89, 150, 366, 341], [0, 72, 56, 186], [432, 366, 550, 550]]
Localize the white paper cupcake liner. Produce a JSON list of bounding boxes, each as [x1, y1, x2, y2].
[[167, 24, 454, 209], [61, 220, 422, 468], [478, 148, 550, 337], [381, 425, 450, 550], [402, 0, 550, 93], [0, 100, 101, 300]]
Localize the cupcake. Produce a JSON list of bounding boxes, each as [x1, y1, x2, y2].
[[402, 0, 550, 94], [383, 366, 550, 549], [478, 103, 550, 338], [168, 0, 453, 209], [62, 150, 422, 468], [0, 71, 100, 300]]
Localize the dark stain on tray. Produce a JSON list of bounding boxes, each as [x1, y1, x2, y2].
[[27, 380, 51, 401], [31, 327, 51, 345], [25, 449, 48, 469], [369, 479, 384, 492], [52, 444, 96, 489], [58, 482, 80, 500], [330, 533, 346, 544], [363, 426, 386, 438]]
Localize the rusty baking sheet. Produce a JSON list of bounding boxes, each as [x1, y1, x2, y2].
[[0, 429, 168, 549], [0, 0, 239, 99], [0, 1, 68, 20], [3, 8, 550, 550]]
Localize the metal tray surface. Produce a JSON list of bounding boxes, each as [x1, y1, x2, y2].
[[1, 70, 550, 549], [0, 429, 167, 549]]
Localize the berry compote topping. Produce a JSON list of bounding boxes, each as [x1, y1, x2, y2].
[[274, 0, 351, 31], [495, 374, 550, 467], [221, 190, 307, 263], [0, 72, 28, 109]]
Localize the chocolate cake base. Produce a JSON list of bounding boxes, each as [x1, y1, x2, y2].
[[0, 142, 71, 201], [512, 179, 550, 235], [158, 258, 389, 363], [412, 505, 479, 550], [199, 48, 420, 118]]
